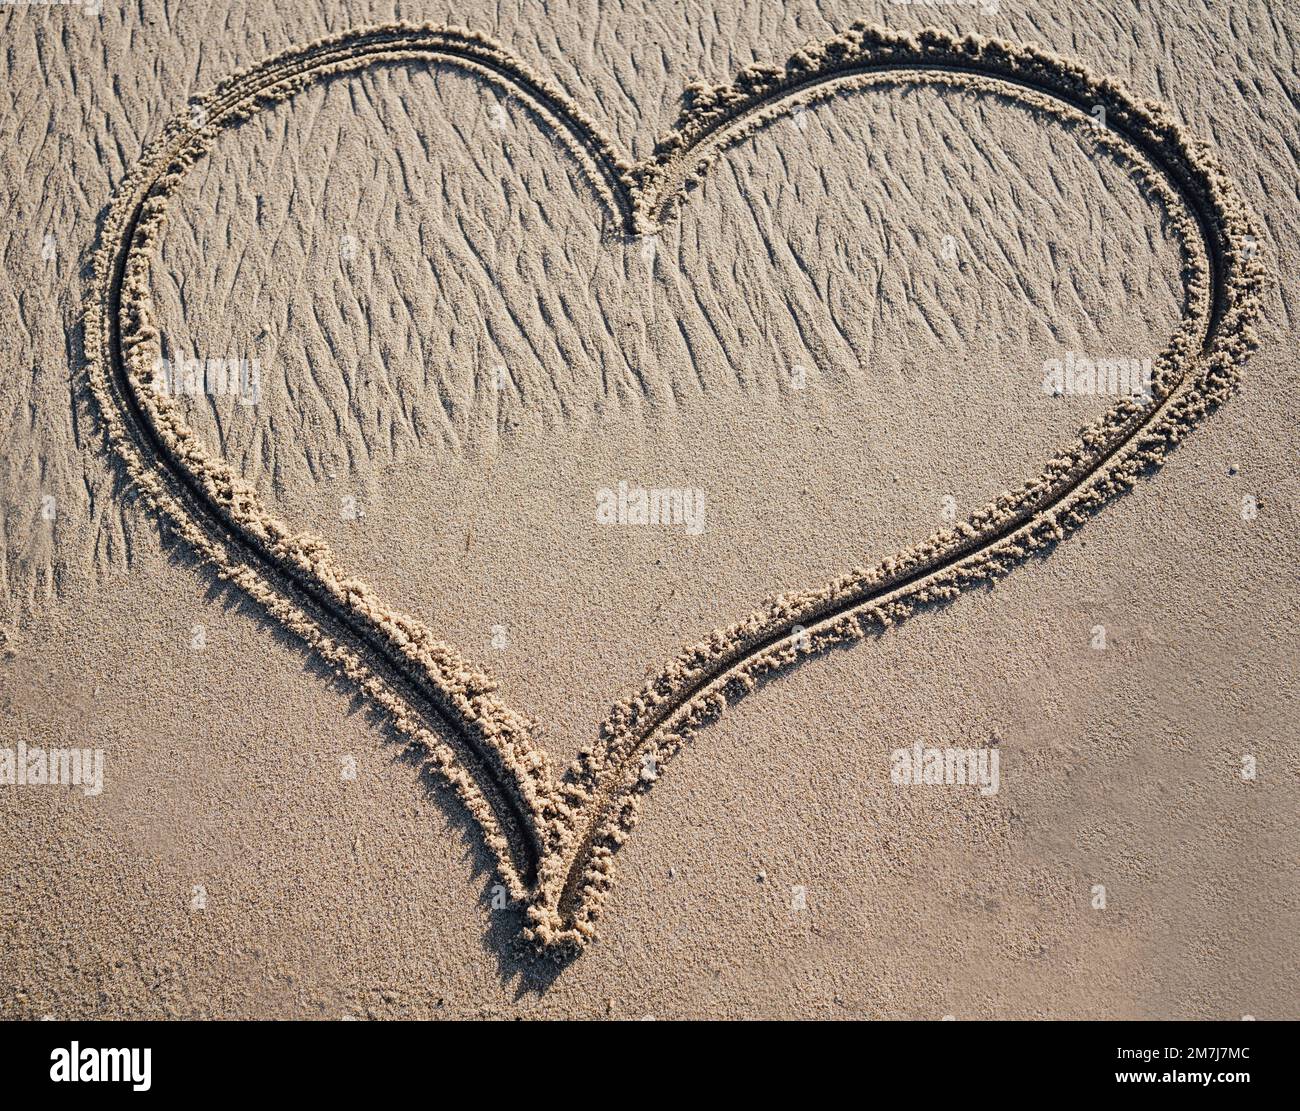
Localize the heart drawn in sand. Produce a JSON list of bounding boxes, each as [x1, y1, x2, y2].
[[86, 21, 1262, 950]]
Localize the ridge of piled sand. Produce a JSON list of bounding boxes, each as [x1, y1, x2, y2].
[[82, 21, 1262, 950]]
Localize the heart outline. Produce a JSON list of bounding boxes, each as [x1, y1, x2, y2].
[[84, 21, 1263, 950]]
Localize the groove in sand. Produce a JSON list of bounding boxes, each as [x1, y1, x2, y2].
[[84, 21, 1263, 950]]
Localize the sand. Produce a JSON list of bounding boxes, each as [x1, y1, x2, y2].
[[2, 0, 1297, 1017]]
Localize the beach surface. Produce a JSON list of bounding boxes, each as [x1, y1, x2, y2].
[[1, 0, 1296, 1017]]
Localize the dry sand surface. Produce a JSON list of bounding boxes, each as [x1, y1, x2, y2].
[[1, 0, 1297, 1018]]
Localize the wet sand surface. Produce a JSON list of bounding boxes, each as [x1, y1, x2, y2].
[[1, 0, 1296, 1016]]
